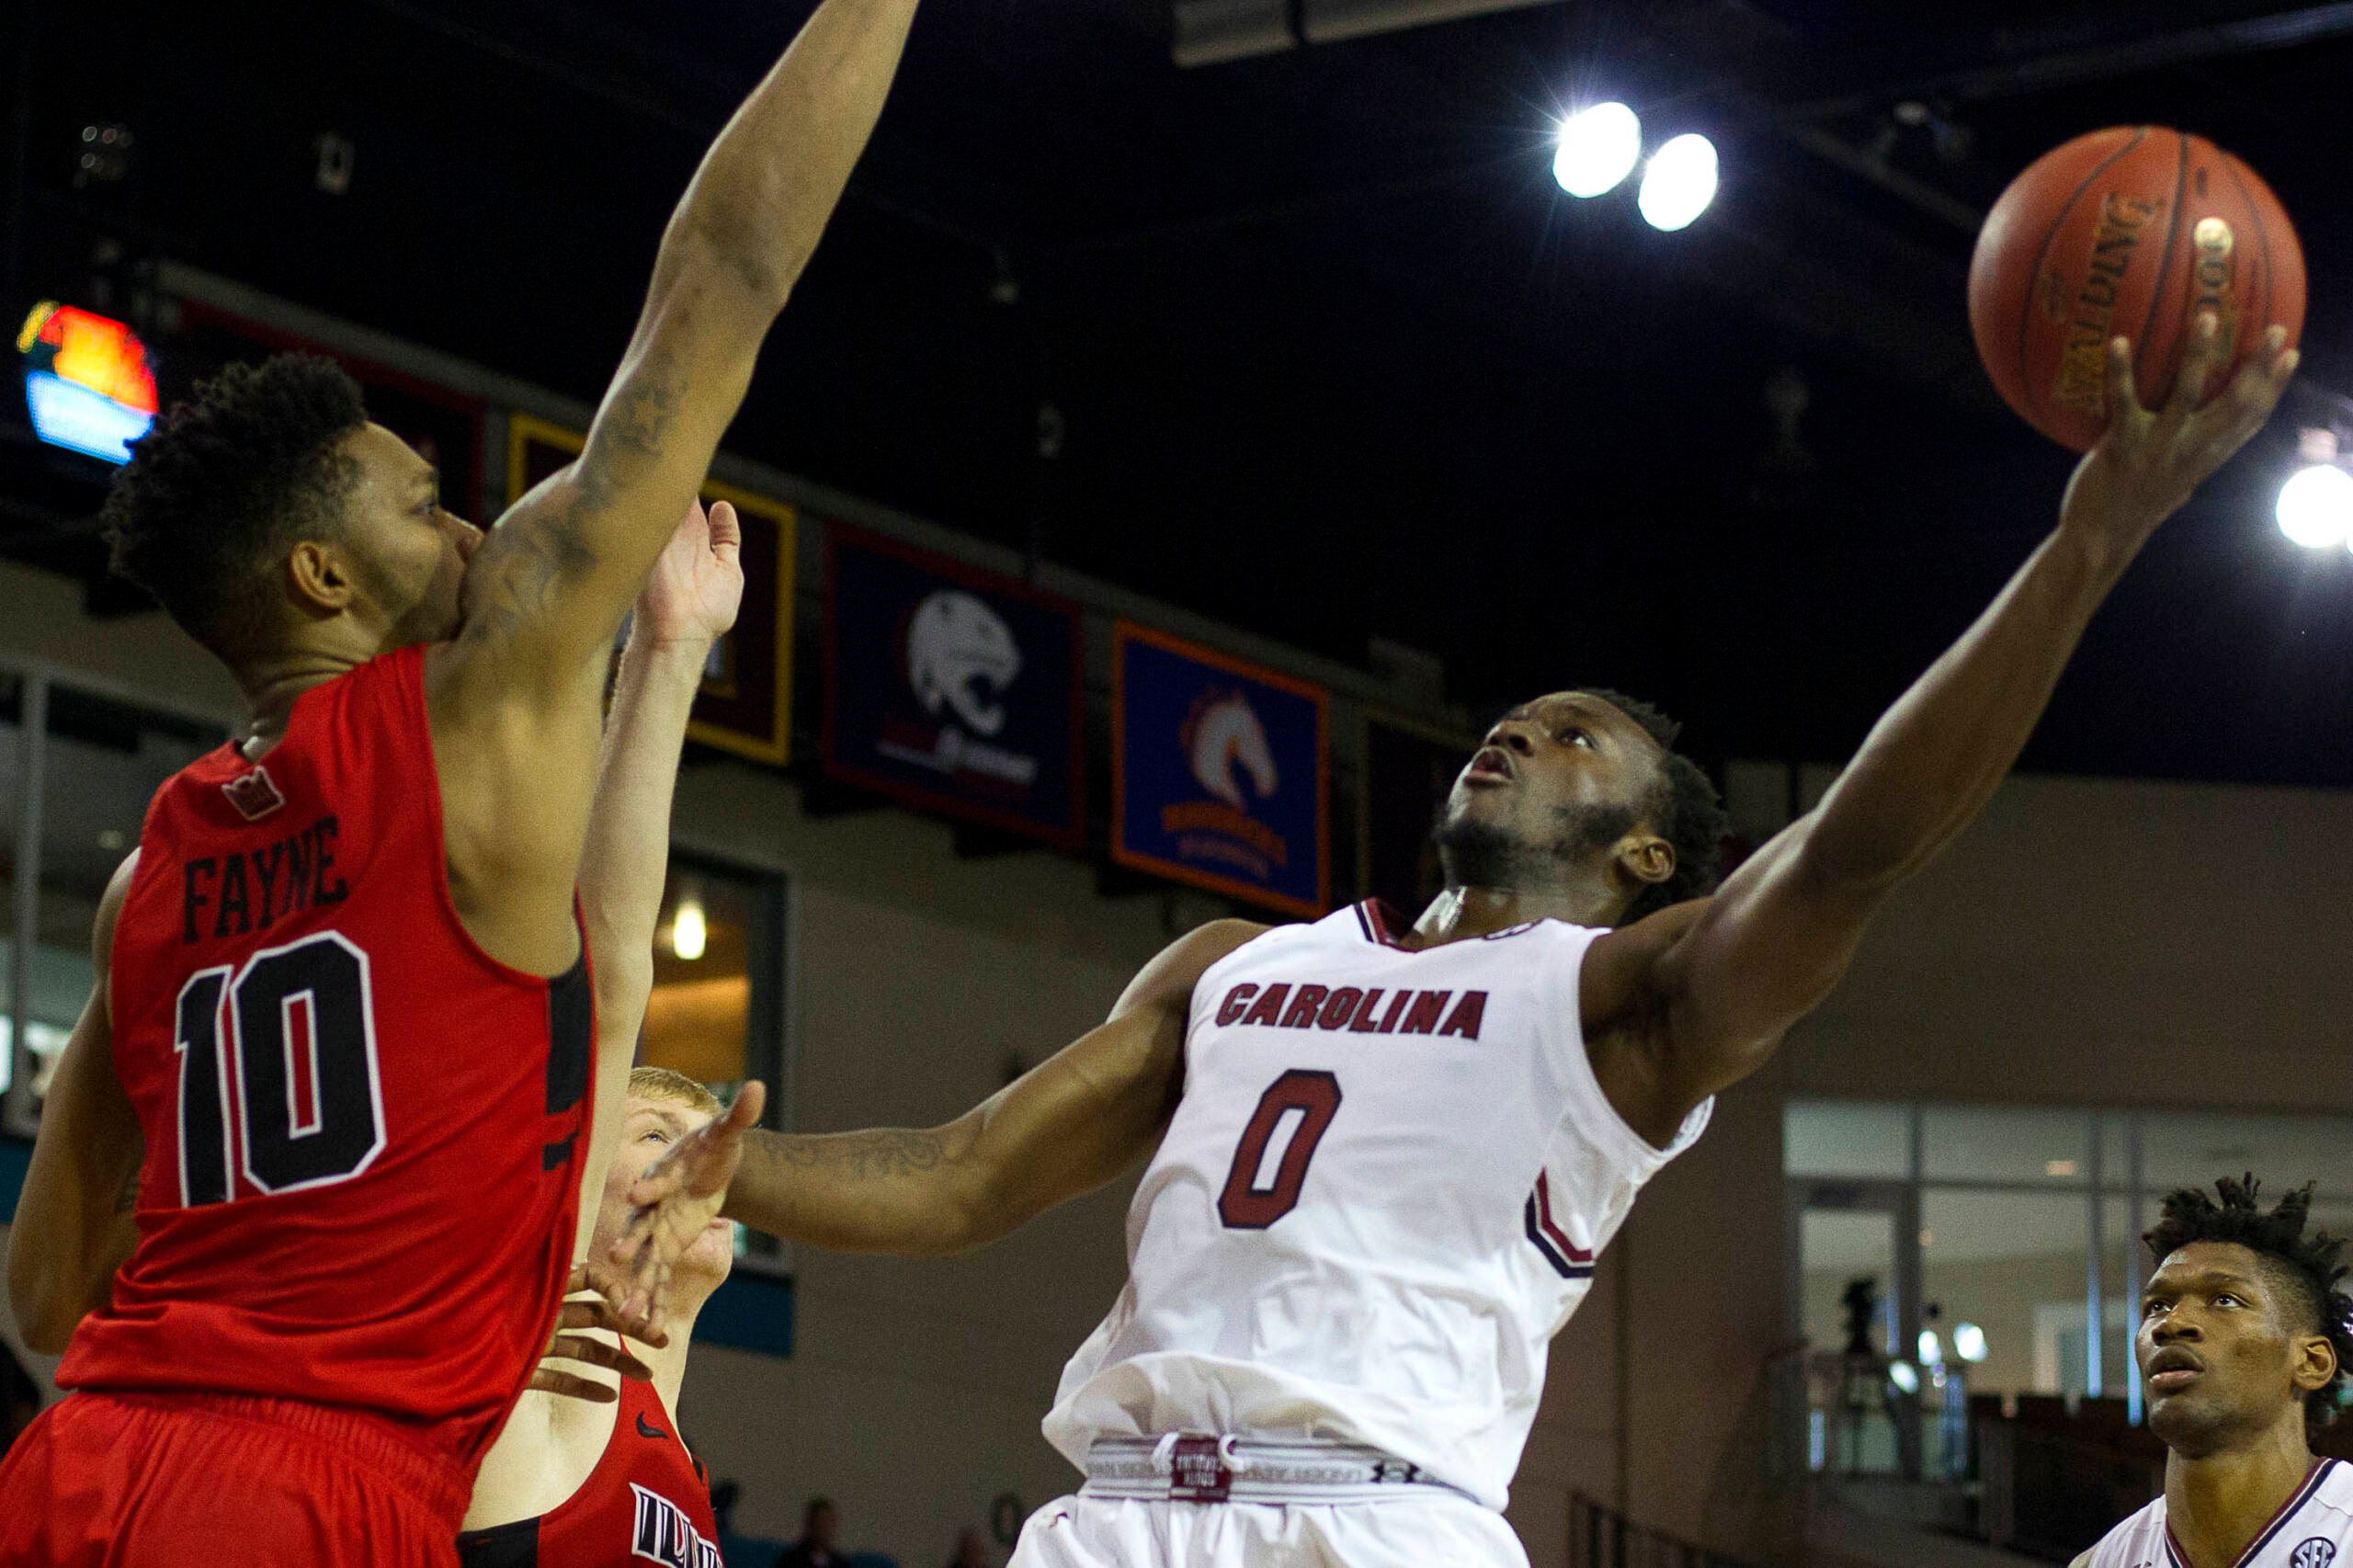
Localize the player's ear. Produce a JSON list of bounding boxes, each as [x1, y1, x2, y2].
[[287, 540, 357, 617], [2292, 1330, 2338, 1394], [1616, 827, 1675, 890]]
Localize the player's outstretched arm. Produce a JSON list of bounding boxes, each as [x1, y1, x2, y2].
[[616, 919, 1265, 1267], [568, 499, 745, 1267], [449, 0, 917, 688], [1583, 315, 2298, 1148], [6, 855, 142, 1354]]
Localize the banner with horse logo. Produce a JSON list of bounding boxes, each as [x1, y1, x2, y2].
[[821, 526, 1084, 848], [1111, 622, 1329, 917]]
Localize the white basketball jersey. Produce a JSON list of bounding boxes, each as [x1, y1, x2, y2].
[[2085, 1460, 2352, 1568], [1043, 902, 1711, 1510]]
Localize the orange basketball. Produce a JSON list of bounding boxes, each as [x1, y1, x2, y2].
[[1967, 125, 2305, 451]]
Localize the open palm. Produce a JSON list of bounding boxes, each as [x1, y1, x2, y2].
[[638, 498, 745, 648]]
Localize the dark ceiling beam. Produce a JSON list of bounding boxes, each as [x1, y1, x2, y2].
[[1788, 1, 2353, 121]]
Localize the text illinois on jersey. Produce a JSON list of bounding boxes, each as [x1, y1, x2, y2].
[[1213, 982, 1490, 1040]]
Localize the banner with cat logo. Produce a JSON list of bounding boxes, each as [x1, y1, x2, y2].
[[821, 527, 1083, 848], [1111, 622, 1328, 917]]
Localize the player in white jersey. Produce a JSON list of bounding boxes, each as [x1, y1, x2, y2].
[[2076, 1178, 2353, 1568], [613, 314, 2299, 1565]]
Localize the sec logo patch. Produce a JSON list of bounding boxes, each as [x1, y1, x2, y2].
[[2292, 1539, 2336, 1568]]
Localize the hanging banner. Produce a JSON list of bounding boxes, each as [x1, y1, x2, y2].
[[1112, 622, 1328, 918], [508, 414, 796, 765], [820, 527, 1083, 847]]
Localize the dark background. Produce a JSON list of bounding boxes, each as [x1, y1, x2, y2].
[[7, 0, 2353, 784]]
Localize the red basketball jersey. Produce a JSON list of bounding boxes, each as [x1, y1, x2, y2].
[[58, 643, 594, 1474], [455, 1378, 722, 1568]]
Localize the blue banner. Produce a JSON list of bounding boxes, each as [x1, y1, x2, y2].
[[821, 528, 1083, 847], [1112, 623, 1328, 917]]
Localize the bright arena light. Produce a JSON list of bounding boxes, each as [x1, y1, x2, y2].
[[1954, 1323, 1988, 1363], [1553, 102, 1643, 198], [671, 898, 708, 961], [1887, 1360, 1920, 1395], [1637, 132, 1719, 232], [2277, 462, 2353, 550]]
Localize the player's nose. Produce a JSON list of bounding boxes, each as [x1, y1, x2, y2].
[[1483, 720, 1537, 756], [449, 516, 485, 560]]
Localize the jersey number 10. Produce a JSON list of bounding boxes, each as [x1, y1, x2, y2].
[[1217, 1069, 1343, 1229], [171, 932, 387, 1205]]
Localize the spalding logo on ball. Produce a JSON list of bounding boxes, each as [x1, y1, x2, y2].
[[1967, 125, 2305, 451]]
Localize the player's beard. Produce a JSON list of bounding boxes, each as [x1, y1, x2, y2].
[[1433, 801, 1635, 892]]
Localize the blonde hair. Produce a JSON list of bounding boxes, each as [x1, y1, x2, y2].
[[628, 1065, 723, 1118]]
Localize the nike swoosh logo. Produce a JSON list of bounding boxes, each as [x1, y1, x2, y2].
[[636, 1413, 671, 1441]]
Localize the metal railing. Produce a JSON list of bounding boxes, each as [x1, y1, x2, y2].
[[1568, 1494, 1758, 1568]]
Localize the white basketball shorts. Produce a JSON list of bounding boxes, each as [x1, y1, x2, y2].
[[1007, 1493, 1530, 1568]]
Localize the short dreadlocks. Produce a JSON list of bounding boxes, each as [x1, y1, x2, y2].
[[1575, 688, 1729, 924], [2147, 1174, 2353, 1434], [100, 354, 367, 659]]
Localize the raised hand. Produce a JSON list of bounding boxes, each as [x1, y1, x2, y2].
[[636, 498, 745, 650], [601, 1081, 765, 1338], [2060, 312, 2299, 571], [525, 1265, 662, 1403]]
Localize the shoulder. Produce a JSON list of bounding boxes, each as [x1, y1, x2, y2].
[[1579, 897, 1711, 1028], [94, 849, 142, 967], [1111, 918, 1271, 1020]]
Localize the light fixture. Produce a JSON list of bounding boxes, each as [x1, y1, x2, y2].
[[2046, 1159, 2078, 1177], [2279, 429, 2353, 550], [671, 898, 707, 961], [1637, 132, 1719, 232], [1954, 1323, 1988, 1363], [1553, 102, 1643, 199], [1888, 1360, 1920, 1394], [1918, 1329, 1944, 1367], [17, 301, 156, 464]]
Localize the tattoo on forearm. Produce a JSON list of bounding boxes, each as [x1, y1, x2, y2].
[[751, 1129, 947, 1184]]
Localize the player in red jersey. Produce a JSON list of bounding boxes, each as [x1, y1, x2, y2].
[[458, 431, 743, 1568], [459, 1070, 735, 1568], [0, 0, 922, 1557]]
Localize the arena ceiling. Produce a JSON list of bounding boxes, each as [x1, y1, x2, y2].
[[10, 0, 2353, 787]]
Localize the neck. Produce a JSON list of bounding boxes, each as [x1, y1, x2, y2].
[[2164, 1417, 2318, 1568], [231, 642, 377, 758], [642, 1294, 705, 1420], [1410, 881, 1624, 944]]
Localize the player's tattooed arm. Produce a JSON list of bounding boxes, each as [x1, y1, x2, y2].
[[631, 919, 1266, 1260], [7, 853, 143, 1354], [1584, 311, 2299, 1150], [445, 0, 920, 690]]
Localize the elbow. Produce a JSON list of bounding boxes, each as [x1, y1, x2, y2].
[[665, 209, 797, 314]]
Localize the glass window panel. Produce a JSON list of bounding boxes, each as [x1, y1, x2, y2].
[[19, 688, 213, 1112], [2140, 1112, 2353, 1202], [1786, 1099, 1911, 1178], [2097, 1112, 2138, 1191], [2101, 1195, 2137, 1405], [1921, 1189, 2089, 1397], [1802, 1208, 1900, 1358], [642, 866, 756, 1087], [1922, 1105, 2090, 1186]]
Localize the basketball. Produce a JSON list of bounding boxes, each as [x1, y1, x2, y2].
[[1967, 125, 2305, 451]]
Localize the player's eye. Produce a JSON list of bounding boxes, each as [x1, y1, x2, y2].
[[2215, 1292, 2242, 1308], [1558, 728, 1594, 750], [2143, 1297, 2170, 1317]]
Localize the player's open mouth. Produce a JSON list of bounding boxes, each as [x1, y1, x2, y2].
[[1463, 747, 1514, 784], [2146, 1347, 2203, 1392]]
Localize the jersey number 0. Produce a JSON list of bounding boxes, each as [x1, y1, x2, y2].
[[1217, 1069, 1343, 1229], [171, 931, 387, 1205]]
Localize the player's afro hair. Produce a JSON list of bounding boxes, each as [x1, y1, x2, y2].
[[100, 354, 367, 659], [1576, 688, 1729, 924], [2146, 1174, 2353, 1435]]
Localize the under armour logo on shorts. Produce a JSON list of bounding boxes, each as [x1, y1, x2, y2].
[[2293, 1539, 2337, 1568]]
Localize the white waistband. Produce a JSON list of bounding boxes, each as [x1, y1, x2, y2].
[[1081, 1435, 1477, 1506]]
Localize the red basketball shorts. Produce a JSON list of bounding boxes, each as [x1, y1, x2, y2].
[[0, 1389, 471, 1566]]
